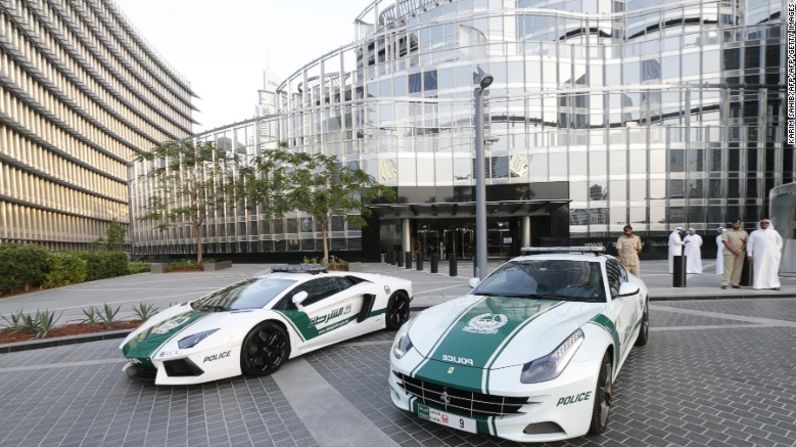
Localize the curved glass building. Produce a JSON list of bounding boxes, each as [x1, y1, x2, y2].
[[130, 0, 786, 260]]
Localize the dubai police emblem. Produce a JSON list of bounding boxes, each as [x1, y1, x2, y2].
[[462, 313, 509, 335], [152, 315, 191, 335]]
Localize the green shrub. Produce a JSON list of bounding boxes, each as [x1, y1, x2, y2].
[[132, 302, 158, 321], [97, 303, 121, 327], [77, 251, 129, 281], [35, 309, 60, 338], [43, 252, 88, 289], [128, 262, 151, 274], [0, 244, 49, 294]]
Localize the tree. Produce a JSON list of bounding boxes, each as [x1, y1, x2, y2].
[[105, 219, 126, 252], [136, 140, 237, 264], [266, 152, 394, 263]]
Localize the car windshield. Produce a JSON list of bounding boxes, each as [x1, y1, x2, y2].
[[191, 278, 297, 311], [472, 260, 605, 302]]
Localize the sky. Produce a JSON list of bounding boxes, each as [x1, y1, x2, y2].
[[114, 0, 367, 133]]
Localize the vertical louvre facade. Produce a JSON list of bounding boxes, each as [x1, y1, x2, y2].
[[130, 0, 787, 259], [0, 0, 194, 249]]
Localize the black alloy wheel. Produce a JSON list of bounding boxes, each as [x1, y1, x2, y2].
[[635, 300, 649, 346], [385, 292, 411, 330], [240, 322, 289, 377], [588, 352, 613, 435]]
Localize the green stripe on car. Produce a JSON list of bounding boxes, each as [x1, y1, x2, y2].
[[482, 300, 564, 393], [122, 310, 209, 359], [415, 297, 562, 392], [410, 297, 486, 378], [588, 313, 620, 366]]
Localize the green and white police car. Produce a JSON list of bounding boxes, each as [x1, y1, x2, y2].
[[389, 247, 649, 442], [122, 265, 412, 385]]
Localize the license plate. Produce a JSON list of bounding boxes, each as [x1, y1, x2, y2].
[[416, 404, 477, 433]]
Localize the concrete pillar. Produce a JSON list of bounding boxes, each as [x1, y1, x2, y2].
[[521, 216, 531, 248], [402, 219, 411, 254]]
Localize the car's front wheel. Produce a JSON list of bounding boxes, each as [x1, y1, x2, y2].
[[240, 321, 289, 377], [635, 299, 649, 346], [588, 352, 613, 435], [385, 291, 410, 330]]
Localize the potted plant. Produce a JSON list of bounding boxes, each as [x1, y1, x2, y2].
[[326, 256, 349, 271]]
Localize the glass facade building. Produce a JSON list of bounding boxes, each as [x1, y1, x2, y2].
[[130, 0, 787, 260], [0, 0, 194, 249]]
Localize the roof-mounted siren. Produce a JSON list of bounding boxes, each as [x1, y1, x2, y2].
[[520, 246, 606, 256], [271, 264, 328, 274]]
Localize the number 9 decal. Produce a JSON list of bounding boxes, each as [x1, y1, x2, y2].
[[459, 418, 465, 429]]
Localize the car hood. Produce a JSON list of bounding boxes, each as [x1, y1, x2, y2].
[[122, 307, 252, 359], [409, 295, 604, 369]]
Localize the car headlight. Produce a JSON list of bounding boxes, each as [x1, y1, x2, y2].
[[177, 329, 219, 349], [392, 315, 418, 359], [520, 328, 584, 383]]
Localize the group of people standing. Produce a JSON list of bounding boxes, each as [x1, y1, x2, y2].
[[666, 219, 783, 290]]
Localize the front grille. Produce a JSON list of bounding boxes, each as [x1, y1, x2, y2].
[[396, 373, 528, 417]]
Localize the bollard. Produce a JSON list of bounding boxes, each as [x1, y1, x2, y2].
[[416, 253, 423, 271], [449, 253, 457, 277], [672, 255, 687, 287], [430, 253, 439, 273], [396, 250, 403, 267], [405, 252, 412, 269]]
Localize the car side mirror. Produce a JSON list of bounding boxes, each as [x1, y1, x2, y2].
[[615, 283, 639, 298], [292, 291, 309, 306], [468, 278, 480, 289]]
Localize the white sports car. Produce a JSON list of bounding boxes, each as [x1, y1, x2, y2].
[[121, 265, 412, 385], [389, 248, 649, 442]]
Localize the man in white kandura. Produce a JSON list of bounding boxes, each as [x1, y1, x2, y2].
[[715, 227, 725, 275], [668, 227, 685, 273], [683, 228, 703, 274], [746, 219, 783, 290]]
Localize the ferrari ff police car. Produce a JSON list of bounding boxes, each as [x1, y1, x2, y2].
[[121, 265, 412, 385], [389, 247, 649, 442]]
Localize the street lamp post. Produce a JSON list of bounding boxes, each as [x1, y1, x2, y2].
[[474, 73, 493, 280]]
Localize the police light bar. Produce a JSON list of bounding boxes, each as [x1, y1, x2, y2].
[[271, 264, 328, 274], [520, 246, 606, 255]]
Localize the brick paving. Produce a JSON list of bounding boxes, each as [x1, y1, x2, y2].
[[1, 272, 795, 446]]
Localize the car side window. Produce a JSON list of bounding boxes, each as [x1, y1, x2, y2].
[[605, 260, 622, 298], [299, 278, 342, 307], [333, 276, 354, 291]]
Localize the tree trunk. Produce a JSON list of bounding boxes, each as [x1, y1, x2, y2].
[[322, 226, 329, 265], [195, 223, 203, 264]]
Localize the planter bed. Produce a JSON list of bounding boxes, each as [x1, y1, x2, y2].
[[0, 320, 142, 344]]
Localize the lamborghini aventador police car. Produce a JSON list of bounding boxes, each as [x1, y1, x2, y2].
[[121, 265, 412, 385], [389, 247, 649, 442]]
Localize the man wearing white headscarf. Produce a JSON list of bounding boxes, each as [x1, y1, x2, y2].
[[668, 227, 685, 274], [715, 227, 725, 275], [747, 219, 783, 290], [683, 228, 703, 273]]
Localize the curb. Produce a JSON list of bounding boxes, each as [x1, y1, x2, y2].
[[0, 329, 132, 354]]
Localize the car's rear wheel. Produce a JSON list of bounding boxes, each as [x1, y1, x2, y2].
[[588, 352, 613, 435], [240, 321, 289, 377], [385, 291, 410, 330], [635, 299, 649, 346]]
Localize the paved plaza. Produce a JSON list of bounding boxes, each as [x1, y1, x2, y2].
[[1, 260, 794, 323], [0, 262, 795, 447]]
